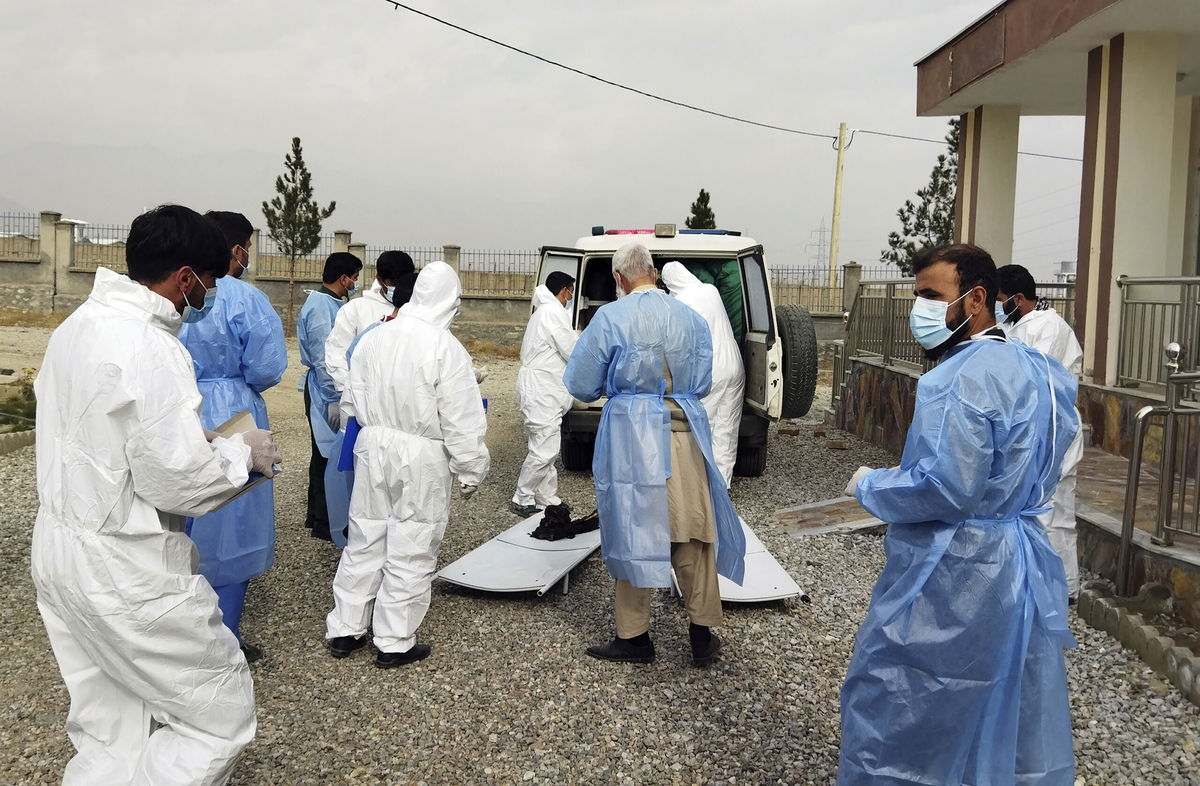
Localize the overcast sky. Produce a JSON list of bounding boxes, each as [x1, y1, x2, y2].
[[0, 1, 1086, 277]]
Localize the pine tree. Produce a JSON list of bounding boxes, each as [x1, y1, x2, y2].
[[881, 119, 959, 275], [685, 188, 717, 230], [261, 137, 336, 334]]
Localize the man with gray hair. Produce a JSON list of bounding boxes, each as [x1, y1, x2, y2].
[[564, 242, 745, 666]]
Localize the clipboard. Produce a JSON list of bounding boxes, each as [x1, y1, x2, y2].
[[212, 410, 277, 506]]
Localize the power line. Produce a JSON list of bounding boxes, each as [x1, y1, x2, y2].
[[379, 0, 835, 141], [856, 129, 1083, 162], [378, 1, 1084, 162]]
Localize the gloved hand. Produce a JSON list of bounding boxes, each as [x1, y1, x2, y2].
[[474, 366, 489, 384], [844, 466, 872, 498], [460, 483, 478, 500], [243, 429, 282, 479], [326, 402, 341, 431]]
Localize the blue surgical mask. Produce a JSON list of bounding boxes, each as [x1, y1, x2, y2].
[[909, 290, 970, 349], [181, 278, 218, 324], [381, 285, 392, 301], [346, 280, 359, 298], [994, 295, 1015, 325]]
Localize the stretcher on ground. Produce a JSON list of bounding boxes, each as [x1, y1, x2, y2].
[[436, 512, 600, 596], [673, 518, 804, 603]]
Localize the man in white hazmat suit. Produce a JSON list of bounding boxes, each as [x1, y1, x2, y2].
[[32, 204, 281, 785], [325, 260, 490, 668], [997, 263, 1084, 599], [511, 270, 578, 516], [325, 250, 415, 401], [661, 262, 745, 487]]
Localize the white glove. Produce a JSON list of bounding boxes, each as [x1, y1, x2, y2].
[[460, 483, 478, 500], [326, 402, 341, 431], [474, 366, 489, 384], [844, 466, 872, 498], [243, 429, 281, 479]]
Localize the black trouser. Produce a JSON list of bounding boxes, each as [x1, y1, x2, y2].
[[303, 384, 331, 540]]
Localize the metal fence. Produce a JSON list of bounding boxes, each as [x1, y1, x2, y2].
[[361, 245, 444, 286], [0, 213, 39, 238], [1116, 276, 1200, 401], [72, 224, 130, 272], [253, 233, 338, 280], [459, 248, 539, 296], [770, 265, 898, 313], [833, 278, 1077, 404], [0, 213, 41, 260]]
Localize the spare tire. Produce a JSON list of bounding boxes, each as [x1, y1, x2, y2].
[[775, 303, 818, 419]]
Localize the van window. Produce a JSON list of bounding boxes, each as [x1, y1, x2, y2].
[[742, 254, 771, 334]]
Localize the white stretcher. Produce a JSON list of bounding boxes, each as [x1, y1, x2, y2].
[[674, 518, 804, 603], [437, 513, 601, 596]]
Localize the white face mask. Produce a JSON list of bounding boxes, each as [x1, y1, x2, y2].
[[908, 290, 971, 350]]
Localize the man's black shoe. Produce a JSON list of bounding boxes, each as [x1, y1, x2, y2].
[[328, 635, 367, 658], [585, 636, 655, 664], [240, 642, 263, 663], [376, 644, 431, 669], [690, 624, 720, 667]]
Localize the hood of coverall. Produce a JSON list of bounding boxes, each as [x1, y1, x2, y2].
[[660, 261, 704, 297], [91, 265, 186, 334], [531, 284, 572, 329], [399, 260, 461, 330]]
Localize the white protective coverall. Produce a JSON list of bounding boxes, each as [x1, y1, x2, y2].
[[32, 267, 257, 786], [512, 284, 578, 508], [661, 262, 746, 487], [325, 280, 395, 396], [325, 261, 490, 654], [1005, 305, 1085, 597]]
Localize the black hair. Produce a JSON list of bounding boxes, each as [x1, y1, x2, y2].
[[126, 204, 229, 284], [996, 264, 1038, 300], [203, 211, 254, 250], [322, 252, 363, 284], [912, 243, 998, 308], [391, 270, 419, 308], [545, 271, 576, 296], [376, 250, 415, 284]]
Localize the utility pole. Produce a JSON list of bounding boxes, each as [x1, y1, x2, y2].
[[827, 121, 848, 289]]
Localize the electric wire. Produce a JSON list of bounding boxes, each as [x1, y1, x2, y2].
[[377, 1, 1082, 161], [379, 0, 835, 141]]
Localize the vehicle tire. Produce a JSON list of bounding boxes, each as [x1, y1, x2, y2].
[[562, 435, 595, 473], [733, 444, 767, 478], [775, 303, 818, 419]]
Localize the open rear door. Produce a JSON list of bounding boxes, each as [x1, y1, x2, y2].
[[536, 246, 583, 324], [739, 247, 783, 419]]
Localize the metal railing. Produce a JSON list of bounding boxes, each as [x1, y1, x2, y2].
[[770, 265, 898, 314], [1118, 343, 1200, 593], [72, 224, 130, 272], [832, 278, 1077, 405], [1116, 276, 1200, 401]]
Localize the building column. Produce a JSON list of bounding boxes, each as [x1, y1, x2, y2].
[[1075, 33, 1179, 385], [954, 104, 1020, 265], [334, 230, 351, 254], [1180, 97, 1200, 277]]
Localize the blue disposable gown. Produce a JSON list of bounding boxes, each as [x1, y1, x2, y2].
[[180, 275, 287, 587], [323, 321, 383, 548], [297, 289, 344, 457], [563, 288, 746, 588], [838, 336, 1080, 786]]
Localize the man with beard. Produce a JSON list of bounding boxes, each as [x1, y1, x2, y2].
[[838, 244, 1079, 785]]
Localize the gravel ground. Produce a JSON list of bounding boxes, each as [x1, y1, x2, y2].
[[1, 331, 1198, 785]]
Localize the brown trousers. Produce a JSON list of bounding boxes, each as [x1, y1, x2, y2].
[[613, 429, 723, 638]]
